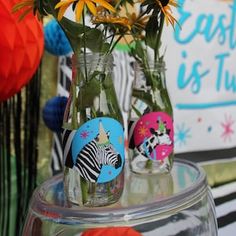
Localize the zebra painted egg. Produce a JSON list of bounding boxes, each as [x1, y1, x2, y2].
[[42, 96, 68, 132], [44, 19, 72, 56]]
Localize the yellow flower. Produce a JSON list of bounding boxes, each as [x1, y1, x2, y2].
[[55, 0, 116, 22], [93, 11, 148, 32], [127, 12, 148, 31], [156, 0, 178, 26], [92, 14, 131, 30]]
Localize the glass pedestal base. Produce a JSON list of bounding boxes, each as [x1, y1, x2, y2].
[[23, 159, 218, 236]]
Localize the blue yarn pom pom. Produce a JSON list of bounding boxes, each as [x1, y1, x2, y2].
[[44, 19, 72, 56], [42, 96, 68, 132]]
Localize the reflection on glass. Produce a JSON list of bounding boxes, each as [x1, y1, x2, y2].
[[122, 167, 173, 206], [22, 160, 218, 236]]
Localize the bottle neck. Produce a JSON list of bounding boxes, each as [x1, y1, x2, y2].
[[72, 53, 113, 84], [134, 61, 167, 90], [63, 53, 123, 128]]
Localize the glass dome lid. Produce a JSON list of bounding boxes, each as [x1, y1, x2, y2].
[[34, 159, 207, 225]]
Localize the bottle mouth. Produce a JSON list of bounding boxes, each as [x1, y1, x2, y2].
[[136, 60, 166, 72], [72, 53, 114, 68]]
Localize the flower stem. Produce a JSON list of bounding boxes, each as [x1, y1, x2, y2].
[[145, 159, 153, 170], [154, 12, 165, 62], [72, 82, 77, 129], [80, 177, 88, 204], [109, 34, 123, 54], [82, 10, 88, 82]]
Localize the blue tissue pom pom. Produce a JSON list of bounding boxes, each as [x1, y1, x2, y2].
[[42, 96, 68, 132], [44, 19, 72, 56]]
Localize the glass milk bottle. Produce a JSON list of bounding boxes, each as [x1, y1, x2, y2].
[[128, 61, 174, 174], [62, 53, 125, 207]]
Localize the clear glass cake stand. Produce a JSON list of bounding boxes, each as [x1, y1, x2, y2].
[[23, 159, 218, 236]]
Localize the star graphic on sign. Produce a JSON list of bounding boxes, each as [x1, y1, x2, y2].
[[175, 123, 191, 147], [80, 130, 89, 139], [197, 117, 202, 122], [138, 125, 148, 137], [221, 114, 235, 142]]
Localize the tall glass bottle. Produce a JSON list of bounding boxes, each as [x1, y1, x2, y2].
[[62, 53, 125, 207], [128, 61, 174, 174]]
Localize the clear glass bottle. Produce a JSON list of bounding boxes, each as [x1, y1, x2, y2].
[[62, 53, 125, 207], [128, 61, 174, 174]]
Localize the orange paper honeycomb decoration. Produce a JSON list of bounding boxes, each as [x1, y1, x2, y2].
[[0, 0, 44, 101]]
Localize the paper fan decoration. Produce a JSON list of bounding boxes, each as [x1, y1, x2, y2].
[[0, 0, 44, 102], [82, 227, 142, 236], [44, 19, 72, 56]]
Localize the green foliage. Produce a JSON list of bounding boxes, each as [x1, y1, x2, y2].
[[43, 0, 59, 15], [78, 73, 101, 108], [131, 105, 142, 117], [132, 89, 161, 110], [82, 29, 109, 53], [145, 15, 160, 50], [37, 0, 49, 16], [81, 177, 89, 204], [131, 40, 145, 61]]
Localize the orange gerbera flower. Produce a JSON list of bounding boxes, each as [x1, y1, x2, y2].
[[92, 15, 131, 30], [127, 12, 148, 30], [157, 0, 178, 26], [55, 0, 116, 22]]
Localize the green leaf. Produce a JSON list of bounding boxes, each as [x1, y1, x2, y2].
[[160, 88, 173, 115], [37, 0, 48, 16], [59, 18, 91, 54], [43, 0, 60, 15], [80, 177, 88, 204], [131, 105, 142, 117], [101, 43, 110, 53], [102, 75, 123, 121], [132, 40, 145, 61], [145, 15, 159, 49], [132, 89, 162, 111], [44, 0, 90, 54], [132, 89, 152, 107], [60, 18, 90, 36], [82, 28, 104, 52], [78, 77, 101, 108]]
